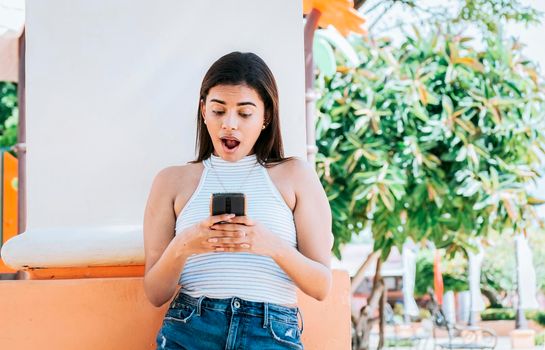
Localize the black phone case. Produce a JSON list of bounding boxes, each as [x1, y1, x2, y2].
[[210, 193, 246, 216]]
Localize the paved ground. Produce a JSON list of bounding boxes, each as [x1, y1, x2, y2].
[[367, 335, 543, 350], [364, 320, 545, 350]]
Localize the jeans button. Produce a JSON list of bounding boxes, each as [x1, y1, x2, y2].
[[234, 300, 241, 308]]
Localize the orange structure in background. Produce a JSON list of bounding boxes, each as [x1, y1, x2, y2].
[[0, 151, 351, 348], [303, 0, 366, 36], [25, 265, 145, 280], [0, 2, 355, 346], [0, 150, 18, 274], [0, 271, 351, 349]]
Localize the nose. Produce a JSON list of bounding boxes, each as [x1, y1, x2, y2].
[[221, 111, 238, 130]]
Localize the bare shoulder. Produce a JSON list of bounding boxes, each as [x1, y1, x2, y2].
[[153, 163, 202, 192], [272, 156, 317, 185], [150, 162, 204, 210], [288, 157, 315, 176], [170, 162, 205, 217], [153, 162, 203, 186], [266, 157, 320, 211]]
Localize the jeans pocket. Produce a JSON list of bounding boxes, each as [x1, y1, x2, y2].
[[164, 304, 197, 324], [267, 319, 303, 350]]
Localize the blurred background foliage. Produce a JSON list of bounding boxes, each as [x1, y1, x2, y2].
[[414, 248, 468, 296], [315, 27, 545, 259], [314, 2, 545, 260], [355, 0, 541, 36], [412, 232, 545, 306], [0, 82, 18, 152], [480, 230, 545, 297]]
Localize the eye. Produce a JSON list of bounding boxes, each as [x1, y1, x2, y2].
[[238, 109, 253, 118], [212, 110, 225, 116]]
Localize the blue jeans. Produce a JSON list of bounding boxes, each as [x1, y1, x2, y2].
[[155, 292, 304, 350]]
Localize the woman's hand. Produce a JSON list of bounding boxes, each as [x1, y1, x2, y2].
[[207, 216, 286, 257], [172, 213, 239, 256]]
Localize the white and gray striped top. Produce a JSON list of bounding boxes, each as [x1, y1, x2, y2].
[[175, 153, 298, 305]]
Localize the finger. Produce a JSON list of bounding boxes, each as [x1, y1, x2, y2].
[[211, 223, 244, 231], [218, 243, 245, 248], [228, 216, 255, 226], [208, 237, 247, 244], [207, 228, 246, 238], [207, 213, 236, 226], [213, 244, 251, 252], [214, 246, 236, 252]]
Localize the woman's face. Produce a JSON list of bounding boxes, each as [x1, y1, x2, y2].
[[201, 84, 266, 161]]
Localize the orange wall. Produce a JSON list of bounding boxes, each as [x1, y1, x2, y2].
[[0, 270, 350, 350], [0, 151, 18, 274]]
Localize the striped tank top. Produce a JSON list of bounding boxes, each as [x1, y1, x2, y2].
[[175, 153, 298, 305]]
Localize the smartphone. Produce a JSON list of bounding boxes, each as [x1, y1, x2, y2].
[[210, 193, 246, 219]]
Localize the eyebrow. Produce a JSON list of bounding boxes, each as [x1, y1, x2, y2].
[[209, 99, 257, 107]]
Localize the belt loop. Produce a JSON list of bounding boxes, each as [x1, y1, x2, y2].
[[196, 295, 205, 316], [262, 302, 269, 328], [297, 308, 304, 334], [172, 290, 181, 308]]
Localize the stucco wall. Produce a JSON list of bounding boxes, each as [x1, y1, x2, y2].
[[0, 271, 351, 350], [25, 0, 306, 229]]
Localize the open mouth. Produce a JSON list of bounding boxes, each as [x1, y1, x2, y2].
[[221, 137, 241, 152]]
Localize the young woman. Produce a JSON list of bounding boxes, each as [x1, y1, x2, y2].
[[143, 51, 333, 350]]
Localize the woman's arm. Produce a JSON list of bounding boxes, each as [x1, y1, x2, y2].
[[143, 167, 190, 308], [271, 158, 334, 301], [143, 165, 238, 307]]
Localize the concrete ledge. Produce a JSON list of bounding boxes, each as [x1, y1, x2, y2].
[[0, 271, 350, 350], [0, 225, 144, 269]]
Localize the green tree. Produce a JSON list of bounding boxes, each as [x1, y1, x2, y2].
[[315, 26, 545, 259], [327, 3, 545, 350]]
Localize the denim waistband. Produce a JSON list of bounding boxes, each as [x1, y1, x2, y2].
[[170, 292, 304, 332]]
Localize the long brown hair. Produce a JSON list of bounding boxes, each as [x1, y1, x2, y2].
[[190, 52, 293, 168]]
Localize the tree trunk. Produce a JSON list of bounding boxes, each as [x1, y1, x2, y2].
[[354, 257, 383, 350], [351, 250, 381, 294], [378, 282, 388, 349], [480, 287, 502, 308]]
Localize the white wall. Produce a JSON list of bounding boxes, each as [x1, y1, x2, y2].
[[25, 0, 305, 229]]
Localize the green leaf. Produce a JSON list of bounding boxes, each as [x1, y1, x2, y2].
[[313, 37, 337, 77]]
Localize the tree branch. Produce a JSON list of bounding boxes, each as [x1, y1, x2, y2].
[[354, 0, 368, 11], [351, 250, 381, 294]]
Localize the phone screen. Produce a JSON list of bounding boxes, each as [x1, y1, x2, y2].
[[210, 193, 246, 216]]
